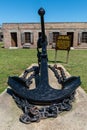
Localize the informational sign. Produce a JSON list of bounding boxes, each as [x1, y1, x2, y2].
[[55, 35, 71, 63], [56, 35, 71, 50]]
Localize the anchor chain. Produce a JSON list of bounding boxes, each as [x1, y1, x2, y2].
[[21, 65, 67, 87], [11, 65, 76, 124], [12, 91, 75, 124], [20, 66, 39, 88], [48, 65, 66, 84]]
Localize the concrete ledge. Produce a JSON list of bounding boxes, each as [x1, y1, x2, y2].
[[0, 64, 87, 130]]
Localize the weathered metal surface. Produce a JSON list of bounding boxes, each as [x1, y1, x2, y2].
[[8, 65, 81, 104]]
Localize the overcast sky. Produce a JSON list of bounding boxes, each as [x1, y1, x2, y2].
[[0, 0, 87, 24]]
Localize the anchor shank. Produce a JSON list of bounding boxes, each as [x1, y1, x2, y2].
[[40, 45, 49, 86], [38, 8, 49, 87], [41, 15, 45, 42]]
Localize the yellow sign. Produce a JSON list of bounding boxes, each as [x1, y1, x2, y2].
[[56, 35, 71, 50]]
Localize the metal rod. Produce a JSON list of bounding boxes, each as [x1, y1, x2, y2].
[[38, 8, 49, 86], [38, 8, 45, 42]]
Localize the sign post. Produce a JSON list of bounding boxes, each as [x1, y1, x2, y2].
[[55, 35, 71, 63]]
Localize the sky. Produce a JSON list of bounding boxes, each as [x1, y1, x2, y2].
[[0, 0, 87, 25]]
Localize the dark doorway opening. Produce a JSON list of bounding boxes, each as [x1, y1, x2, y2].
[[11, 32, 17, 47], [67, 32, 74, 47], [25, 32, 31, 43], [82, 32, 87, 43]]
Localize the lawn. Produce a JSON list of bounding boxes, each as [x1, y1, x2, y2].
[[0, 42, 87, 93]]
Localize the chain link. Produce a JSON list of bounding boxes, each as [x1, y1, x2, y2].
[[48, 65, 66, 84], [13, 92, 74, 124]]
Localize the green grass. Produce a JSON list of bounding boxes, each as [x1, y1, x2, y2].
[[48, 49, 87, 92], [0, 43, 37, 93], [0, 42, 87, 93]]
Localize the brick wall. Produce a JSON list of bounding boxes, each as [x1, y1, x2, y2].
[[2, 22, 87, 48]]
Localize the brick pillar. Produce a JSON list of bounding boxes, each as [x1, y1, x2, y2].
[[78, 32, 82, 44], [17, 30, 22, 48], [31, 32, 34, 44], [46, 31, 51, 45], [73, 31, 78, 47], [4, 30, 11, 48], [33, 31, 38, 47]]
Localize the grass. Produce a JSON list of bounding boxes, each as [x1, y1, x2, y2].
[[0, 42, 87, 93], [48, 49, 87, 92]]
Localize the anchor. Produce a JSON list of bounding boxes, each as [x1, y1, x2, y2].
[[8, 8, 81, 123]]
